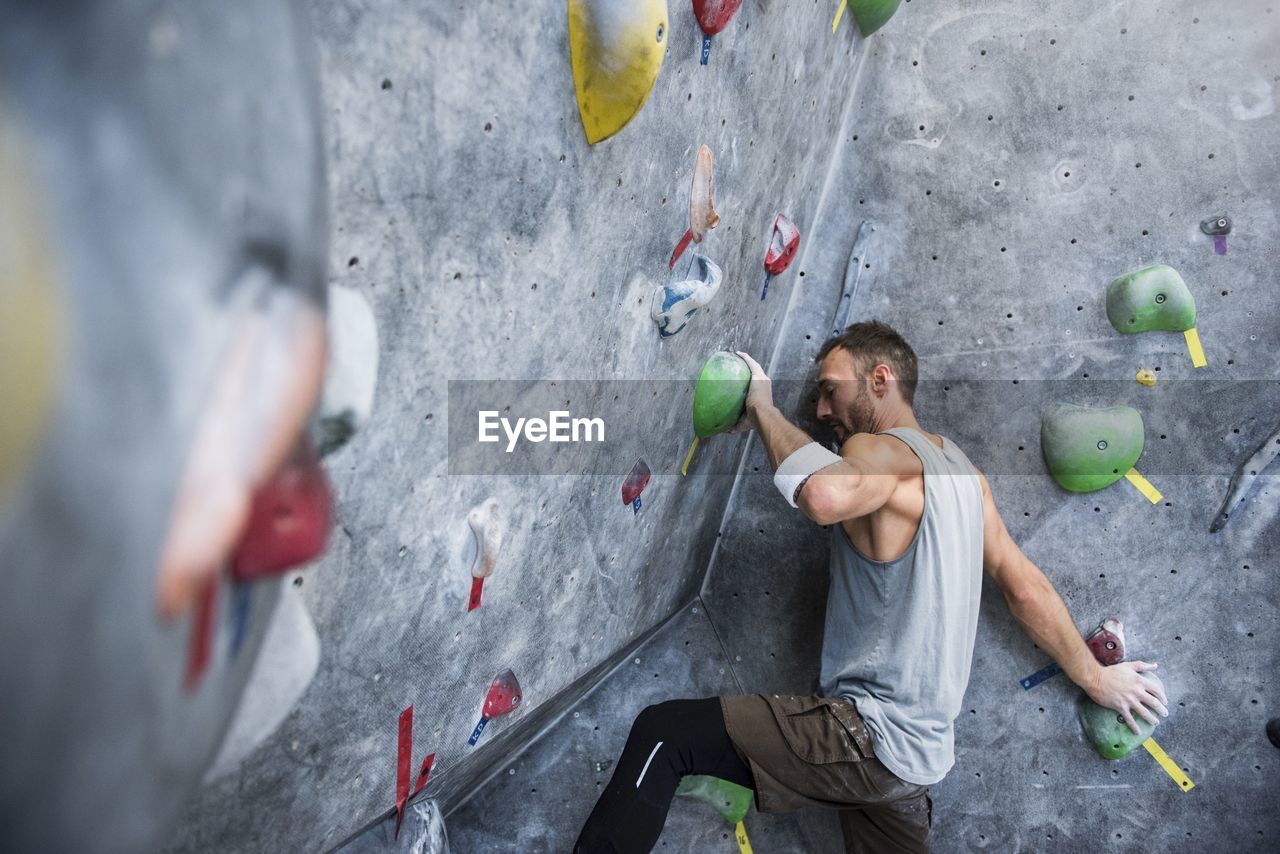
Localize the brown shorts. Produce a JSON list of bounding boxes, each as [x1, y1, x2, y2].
[[720, 694, 933, 854]]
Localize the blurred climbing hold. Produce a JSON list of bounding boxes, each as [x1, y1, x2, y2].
[[1200, 214, 1231, 255], [1105, 264, 1206, 367], [1078, 672, 1164, 760], [315, 285, 379, 458], [1267, 718, 1280, 749], [468, 669, 523, 746], [622, 459, 652, 514], [676, 774, 752, 824], [833, 0, 901, 36], [693, 0, 743, 64], [671, 144, 720, 268], [653, 253, 723, 336], [1040, 403, 1147, 494], [760, 212, 801, 300], [683, 351, 750, 476], [393, 705, 437, 838], [1135, 368, 1156, 387], [569, 0, 669, 144], [0, 123, 63, 504], [1209, 421, 1280, 533], [467, 497, 504, 612], [677, 775, 754, 852], [230, 438, 333, 581]]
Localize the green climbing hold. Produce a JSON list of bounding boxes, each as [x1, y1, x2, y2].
[[1106, 265, 1196, 333], [675, 775, 754, 824], [849, 0, 902, 36], [1041, 403, 1145, 493], [693, 351, 751, 438], [1078, 673, 1165, 760]]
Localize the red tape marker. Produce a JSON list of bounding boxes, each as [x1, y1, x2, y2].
[[183, 578, 218, 694], [414, 753, 436, 797], [669, 229, 694, 268], [468, 576, 485, 612], [395, 705, 413, 838]]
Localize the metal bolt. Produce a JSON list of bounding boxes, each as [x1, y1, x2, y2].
[[1155, 293, 1166, 304], [1097, 440, 1108, 450]]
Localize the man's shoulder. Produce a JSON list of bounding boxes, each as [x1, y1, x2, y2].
[[838, 431, 922, 477]]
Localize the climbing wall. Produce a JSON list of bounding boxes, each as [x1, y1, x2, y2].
[[170, 2, 868, 851], [442, 0, 1280, 852]]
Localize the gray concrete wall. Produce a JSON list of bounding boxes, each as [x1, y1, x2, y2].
[[172, 2, 868, 850]]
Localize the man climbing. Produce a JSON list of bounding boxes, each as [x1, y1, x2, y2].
[[574, 321, 1169, 853]]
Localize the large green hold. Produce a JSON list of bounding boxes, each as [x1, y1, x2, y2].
[[1106, 265, 1196, 333], [693, 351, 751, 438], [1078, 673, 1165, 759], [1041, 403, 1145, 493], [850, 0, 902, 36], [675, 775, 753, 824]]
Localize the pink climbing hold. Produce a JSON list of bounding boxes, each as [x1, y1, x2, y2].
[[671, 145, 719, 267]]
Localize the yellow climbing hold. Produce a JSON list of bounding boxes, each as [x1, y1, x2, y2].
[[1183, 327, 1207, 368], [1135, 369, 1156, 387], [569, 0, 668, 144], [681, 435, 700, 476], [1124, 468, 1163, 504], [1143, 737, 1195, 792]]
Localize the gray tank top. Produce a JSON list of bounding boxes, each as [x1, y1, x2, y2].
[[820, 427, 985, 785]]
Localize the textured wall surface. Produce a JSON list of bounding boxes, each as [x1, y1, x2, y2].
[[445, 0, 1280, 852], [171, 1, 866, 851]]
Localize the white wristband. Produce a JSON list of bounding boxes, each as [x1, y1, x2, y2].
[[773, 442, 842, 508]]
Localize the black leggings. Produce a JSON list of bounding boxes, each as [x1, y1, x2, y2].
[[573, 698, 756, 854]]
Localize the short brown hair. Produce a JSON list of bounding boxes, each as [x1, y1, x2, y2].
[[815, 320, 919, 405]]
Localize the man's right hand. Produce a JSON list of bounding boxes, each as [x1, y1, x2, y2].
[[1086, 660, 1169, 734]]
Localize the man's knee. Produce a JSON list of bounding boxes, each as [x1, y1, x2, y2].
[[628, 700, 680, 744]]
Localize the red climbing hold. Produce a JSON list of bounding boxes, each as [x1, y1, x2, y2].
[[1085, 617, 1126, 666], [694, 0, 743, 36], [622, 460, 652, 506], [483, 669, 524, 719], [230, 439, 333, 581], [764, 213, 801, 276]]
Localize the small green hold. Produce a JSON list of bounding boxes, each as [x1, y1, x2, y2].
[[1041, 403, 1145, 493], [675, 775, 754, 824], [850, 0, 902, 36], [692, 351, 751, 438], [1078, 673, 1165, 760], [1106, 264, 1196, 333]]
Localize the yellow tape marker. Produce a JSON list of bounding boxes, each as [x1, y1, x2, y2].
[[1124, 468, 1163, 504], [735, 821, 754, 854], [1143, 737, 1195, 792], [832, 0, 848, 34], [681, 436, 700, 477], [1184, 327, 1207, 368]]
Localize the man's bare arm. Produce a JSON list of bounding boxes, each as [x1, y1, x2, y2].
[[979, 474, 1169, 733], [737, 352, 895, 526]]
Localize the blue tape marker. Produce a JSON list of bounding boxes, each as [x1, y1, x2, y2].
[[229, 583, 252, 658], [633, 496, 642, 515], [700, 34, 712, 65], [760, 271, 771, 301], [467, 716, 489, 746], [1019, 662, 1063, 690]]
